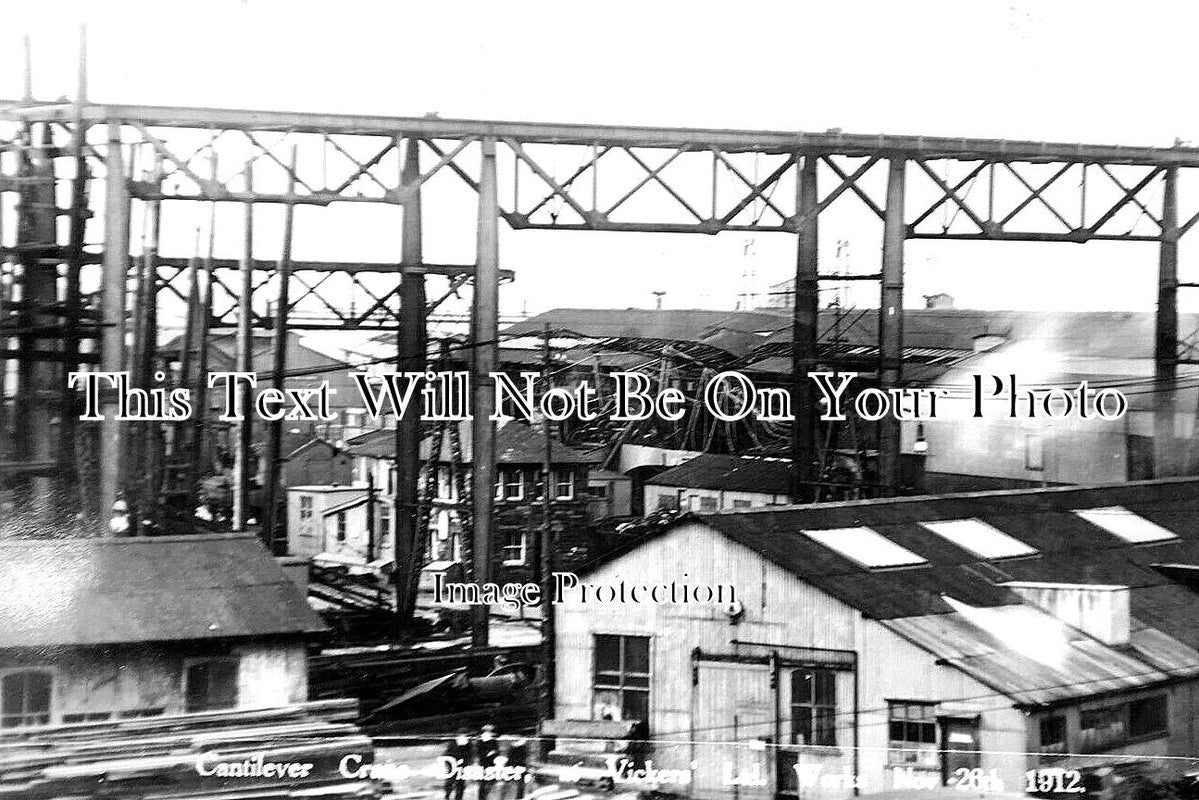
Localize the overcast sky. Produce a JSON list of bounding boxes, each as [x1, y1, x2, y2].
[[3, 0, 1199, 321]]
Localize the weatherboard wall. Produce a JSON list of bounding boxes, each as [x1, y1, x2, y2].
[[0, 640, 308, 724], [552, 522, 1027, 798]]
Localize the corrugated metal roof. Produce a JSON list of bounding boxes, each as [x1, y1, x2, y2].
[[883, 606, 1199, 706], [0, 534, 327, 649], [577, 477, 1199, 703]]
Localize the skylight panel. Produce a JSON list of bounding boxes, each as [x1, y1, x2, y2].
[[803, 527, 927, 568], [1073, 506, 1178, 544], [921, 519, 1037, 559]]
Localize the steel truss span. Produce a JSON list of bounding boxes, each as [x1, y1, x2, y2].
[[1, 98, 1196, 644]]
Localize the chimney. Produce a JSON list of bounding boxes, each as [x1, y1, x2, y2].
[[923, 293, 954, 309], [1003, 581, 1130, 646]]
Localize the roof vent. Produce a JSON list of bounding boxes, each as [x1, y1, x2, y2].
[[1003, 581, 1130, 646]]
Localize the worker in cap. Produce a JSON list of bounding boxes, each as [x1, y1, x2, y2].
[[477, 724, 499, 800], [444, 728, 471, 800]]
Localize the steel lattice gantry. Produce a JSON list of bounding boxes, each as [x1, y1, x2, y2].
[[3, 100, 1199, 639]]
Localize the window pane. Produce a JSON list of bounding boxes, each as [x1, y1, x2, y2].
[[595, 635, 620, 673], [815, 671, 836, 705], [814, 707, 836, 746], [920, 722, 937, 744], [210, 661, 238, 709], [889, 720, 905, 742], [186, 660, 238, 712], [1040, 716, 1066, 748], [27, 675, 51, 714], [793, 670, 814, 704], [792, 706, 813, 744], [622, 690, 648, 722], [1130, 695, 1167, 738], [1, 677, 21, 716], [624, 637, 650, 674]]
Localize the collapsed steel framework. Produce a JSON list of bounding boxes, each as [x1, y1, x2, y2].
[[3, 85, 1199, 640]]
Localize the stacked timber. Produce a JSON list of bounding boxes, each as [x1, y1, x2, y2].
[[0, 699, 378, 799]]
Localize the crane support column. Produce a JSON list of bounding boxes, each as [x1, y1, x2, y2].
[[264, 148, 297, 554], [879, 158, 906, 493], [1155, 166, 1179, 476], [471, 138, 500, 647], [394, 138, 426, 626], [99, 124, 130, 525], [791, 154, 819, 503]]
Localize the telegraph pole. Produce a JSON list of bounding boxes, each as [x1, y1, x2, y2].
[[232, 160, 254, 531], [263, 148, 297, 553]]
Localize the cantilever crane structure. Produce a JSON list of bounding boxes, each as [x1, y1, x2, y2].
[[4, 78, 1199, 642]]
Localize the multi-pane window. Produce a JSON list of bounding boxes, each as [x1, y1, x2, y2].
[[887, 701, 938, 767], [185, 660, 239, 713], [698, 496, 718, 511], [791, 669, 836, 746], [335, 512, 347, 542], [505, 470, 525, 501], [299, 495, 313, 520], [1079, 705, 1125, 751], [1039, 715, 1067, 755], [379, 503, 392, 542], [0, 670, 52, 728], [593, 635, 650, 723], [502, 528, 527, 565], [1078, 695, 1168, 751], [554, 469, 574, 500]]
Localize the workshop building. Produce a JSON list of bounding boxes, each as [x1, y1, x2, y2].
[[553, 477, 1199, 799], [0, 534, 326, 727]]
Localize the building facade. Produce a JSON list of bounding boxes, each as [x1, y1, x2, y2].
[[305, 421, 599, 582], [552, 478, 1199, 799], [642, 453, 793, 512], [0, 535, 326, 728]]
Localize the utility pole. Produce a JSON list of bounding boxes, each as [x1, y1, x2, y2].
[[366, 468, 377, 562], [263, 148, 297, 553], [233, 160, 254, 531]]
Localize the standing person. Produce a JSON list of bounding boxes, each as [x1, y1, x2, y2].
[[504, 737, 529, 800], [444, 729, 471, 800], [477, 724, 500, 800]]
